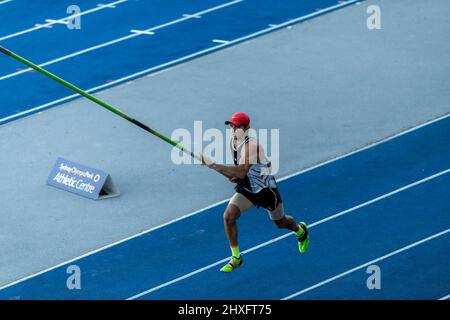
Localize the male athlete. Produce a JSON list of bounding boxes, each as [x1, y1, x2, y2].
[[204, 112, 310, 272]]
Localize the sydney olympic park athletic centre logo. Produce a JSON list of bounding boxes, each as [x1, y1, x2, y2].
[[170, 121, 280, 175]]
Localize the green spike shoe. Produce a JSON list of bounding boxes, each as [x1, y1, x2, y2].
[[297, 222, 310, 254], [220, 255, 243, 273]]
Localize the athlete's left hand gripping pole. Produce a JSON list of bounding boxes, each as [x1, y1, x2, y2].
[[0, 46, 211, 164]]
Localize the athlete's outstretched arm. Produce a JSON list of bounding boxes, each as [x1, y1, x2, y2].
[[207, 163, 251, 180], [204, 140, 255, 179]]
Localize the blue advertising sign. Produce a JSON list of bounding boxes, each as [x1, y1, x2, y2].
[[46, 157, 120, 200]]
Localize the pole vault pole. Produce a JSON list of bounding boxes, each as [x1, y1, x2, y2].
[[0, 46, 208, 163]]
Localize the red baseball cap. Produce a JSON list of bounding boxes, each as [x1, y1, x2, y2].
[[224, 112, 250, 127]]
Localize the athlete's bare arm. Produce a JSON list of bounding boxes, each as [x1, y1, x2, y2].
[[206, 141, 258, 179], [207, 163, 251, 180]]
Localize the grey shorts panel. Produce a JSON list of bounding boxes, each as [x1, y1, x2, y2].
[[228, 192, 254, 214], [267, 202, 285, 221]]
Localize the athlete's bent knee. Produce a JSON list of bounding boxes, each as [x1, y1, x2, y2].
[[224, 205, 240, 225]]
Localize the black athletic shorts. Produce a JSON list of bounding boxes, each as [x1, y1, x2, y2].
[[235, 185, 283, 211]]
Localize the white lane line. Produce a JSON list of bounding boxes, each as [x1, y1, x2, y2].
[[130, 30, 155, 35], [126, 168, 450, 300], [0, 0, 13, 5], [269, 24, 292, 29], [97, 3, 117, 9], [0, 0, 244, 81], [0, 0, 128, 42], [45, 19, 69, 25], [282, 228, 450, 300], [438, 293, 450, 300], [212, 39, 230, 44], [34, 23, 53, 29], [182, 14, 202, 19]]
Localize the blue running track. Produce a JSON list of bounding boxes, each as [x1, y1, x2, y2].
[[0, 113, 448, 300]]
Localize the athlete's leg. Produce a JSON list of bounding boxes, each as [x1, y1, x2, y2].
[[221, 193, 254, 272], [270, 203, 300, 231], [273, 214, 300, 232], [269, 203, 310, 254], [223, 203, 241, 247]]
